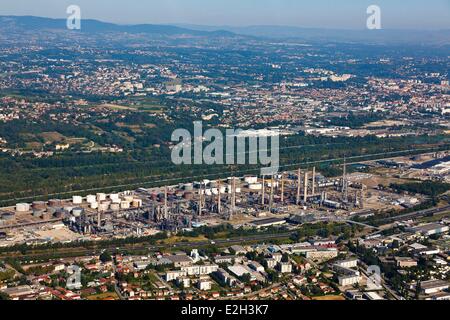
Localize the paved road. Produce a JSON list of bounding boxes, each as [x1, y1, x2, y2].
[[111, 259, 125, 300], [377, 205, 450, 223]]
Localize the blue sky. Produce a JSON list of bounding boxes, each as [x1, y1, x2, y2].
[[1, 0, 449, 29]]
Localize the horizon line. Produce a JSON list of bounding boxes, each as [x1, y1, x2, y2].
[[2, 14, 449, 32]]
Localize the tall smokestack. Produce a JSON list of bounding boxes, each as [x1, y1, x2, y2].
[[269, 175, 274, 210], [164, 186, 168, 218], [217, 180, 221, 214], [231, 177, 236, 218], [304, 172, 308, 203], [262, 175, 265, 206], [198, 183, 202, 216], [296, 169, 301, 205], [312, 167, 316, 196]]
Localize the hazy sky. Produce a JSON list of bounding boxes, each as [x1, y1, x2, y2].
[[1, 0, 450, 29]]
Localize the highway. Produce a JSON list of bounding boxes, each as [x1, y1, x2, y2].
[[374, 205, 450, 224]]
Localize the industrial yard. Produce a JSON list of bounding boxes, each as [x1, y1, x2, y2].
[[1, 152, 446, 248]]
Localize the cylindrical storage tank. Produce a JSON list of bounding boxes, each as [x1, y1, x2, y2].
[[72, 207, 84, 217], [72, 196, 83, 205], [2, 213, 15, 221], [32, 201, 47, 210], [48, 199, 62, 207], [16, 203, 30, 212], [46, 207, 57, 215], [96, 193, 107, 202], [109, 194, 119, 201], [120, 201, 130, 210], [90, 202, 99, 210], [98, 202, 109, 212], [110, 203, 120, 211], [86, 195, 96, 204], [54, 210, 65, 219], [33, 210, 44, 218], [124, 196, 134, 203], [132, 199, 142, 208], [42, 212, 52, 220], [244, 176, 258, 184], [249, 183, 263, 190]]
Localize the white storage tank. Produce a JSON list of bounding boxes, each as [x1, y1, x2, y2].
[[96, 193, 107, 201], [244, 176, 258, 184], [98, 202, 109, 212], [249, 183, 263, 190], [124, 196, 134, 203], [72, 208, 84, 217], [120, 201, 130, 210], [16, 203, 30, 212], [90, 202, 99, 210], [72, 196, 83, 205], [86, 195, 96, 204]]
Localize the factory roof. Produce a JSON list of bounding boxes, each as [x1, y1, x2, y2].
[[421, 279, 449, 290], [228, 265, 251, 277], [166, 255, 193, 264]]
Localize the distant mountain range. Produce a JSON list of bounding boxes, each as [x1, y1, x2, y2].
[[1, 15, 449, 44], [176, 24, 450, 45], [0, 15, 235, 37]]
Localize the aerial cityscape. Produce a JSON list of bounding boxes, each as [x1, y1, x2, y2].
[[0, 0, 449, 304]]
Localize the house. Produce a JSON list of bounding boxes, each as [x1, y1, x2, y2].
[[395, 257, 418, 268], [166, 254, 193, 267], [277, 262, 292, 273], [249, 261, 265, 272], [197, 277, 212, 291], [230, 245, 246, 255]]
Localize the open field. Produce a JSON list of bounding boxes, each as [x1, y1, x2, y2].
[[312, 295, 346, 301], [86, 292, 119, 300]]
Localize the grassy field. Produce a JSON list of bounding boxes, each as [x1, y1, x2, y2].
[[86, 292, 119, 300], [161, 235, 208, 245], [312, 295, 346, 301]]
